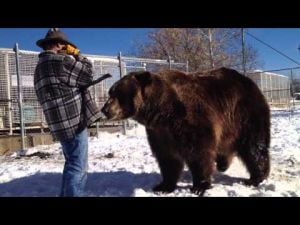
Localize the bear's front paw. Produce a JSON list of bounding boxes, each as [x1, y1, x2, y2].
[[243, 178, 262, 187], [153, 182, 176, 193], [190, 181, 212, 196]]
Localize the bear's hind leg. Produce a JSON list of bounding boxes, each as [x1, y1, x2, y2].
[[238, 143, 270, 186]]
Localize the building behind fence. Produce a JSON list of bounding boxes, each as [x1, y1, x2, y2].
[[0, 48, 187, 135], [247, 70, 291, 108], [247, 67, 300, 109]]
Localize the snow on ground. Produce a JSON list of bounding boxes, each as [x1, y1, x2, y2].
[[0, 109, 299, 197]]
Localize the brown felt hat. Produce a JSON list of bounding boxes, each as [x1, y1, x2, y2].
[[36, 28, 77, 49]]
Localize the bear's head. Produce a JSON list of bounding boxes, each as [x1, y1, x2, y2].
[[101, 70, 187, 127], [101, 71, 161, 122]]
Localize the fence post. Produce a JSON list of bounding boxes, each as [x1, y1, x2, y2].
[[118, 52, 126, 135], [168, 55, 172, 70], [290, 70, 295, 110], [41, 105, 45, 135], [208, 28, 214, 69], [270, 73, 273, 103], [186, 60, 189, 73], [13, 43, 26, 155], [95, 61, 103, 138], [4, 53, 13, 135], [241, 28, 246, 75], [142, 62, 147, 71]]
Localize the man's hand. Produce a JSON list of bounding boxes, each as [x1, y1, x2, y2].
[[66, 45, 80, 56]]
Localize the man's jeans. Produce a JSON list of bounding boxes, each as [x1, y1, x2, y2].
[[60, 128, 88, 197]]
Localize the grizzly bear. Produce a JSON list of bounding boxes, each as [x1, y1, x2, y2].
[[101, 67, 270, 196]]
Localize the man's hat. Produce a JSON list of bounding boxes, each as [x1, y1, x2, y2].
[[36, 28, 77, 48]]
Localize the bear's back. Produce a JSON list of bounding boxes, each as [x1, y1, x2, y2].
[[158, 67, 266, 103], [155, 67, 269, 126]]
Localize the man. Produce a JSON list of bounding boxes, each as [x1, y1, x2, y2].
[[34, 28, 101, 197]]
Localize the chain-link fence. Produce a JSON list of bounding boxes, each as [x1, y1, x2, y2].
[[0, 48, 188, 137], [247, 67, 300, 110]]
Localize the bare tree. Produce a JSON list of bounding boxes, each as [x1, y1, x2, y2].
[[134, 28, 262, 72]]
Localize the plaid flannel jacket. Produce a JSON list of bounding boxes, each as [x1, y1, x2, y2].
[[34, 51, 101, 141]]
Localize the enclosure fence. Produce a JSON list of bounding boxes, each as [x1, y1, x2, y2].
[[0, 47, 187, 139], [1, 46, 298, 151]]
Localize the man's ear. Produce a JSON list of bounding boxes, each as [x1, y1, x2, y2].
[[134, 71, 152, 86]]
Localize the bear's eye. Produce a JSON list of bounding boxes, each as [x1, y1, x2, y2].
[[107, 97, 117, 105]]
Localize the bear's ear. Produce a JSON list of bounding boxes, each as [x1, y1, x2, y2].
[[134, 71, 152, 86]]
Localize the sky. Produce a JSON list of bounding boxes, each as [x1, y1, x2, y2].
[[1, 28, 300, 71]]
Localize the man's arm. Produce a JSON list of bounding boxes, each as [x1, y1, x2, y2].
[[58, 54, 94, 88]]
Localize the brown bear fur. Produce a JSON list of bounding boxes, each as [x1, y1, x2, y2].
[[101, 67, 270, 196]]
